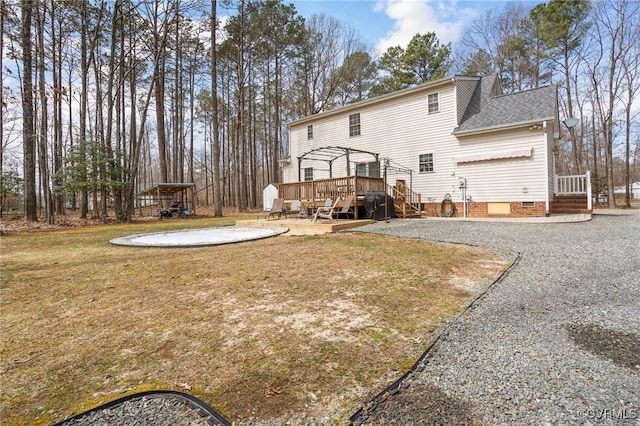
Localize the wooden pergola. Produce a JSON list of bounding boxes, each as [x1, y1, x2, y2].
[[297, 146, 380, 180], [136, 183, 195, 216]]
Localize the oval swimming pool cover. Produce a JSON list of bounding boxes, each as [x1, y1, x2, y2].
[[109, 226, 288, 247]]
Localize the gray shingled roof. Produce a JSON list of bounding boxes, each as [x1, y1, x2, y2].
[[454, 74, 557, 135]]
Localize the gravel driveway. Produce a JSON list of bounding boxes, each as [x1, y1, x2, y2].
[[352, 211, 640, 425]]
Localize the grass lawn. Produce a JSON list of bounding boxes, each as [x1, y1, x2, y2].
[[0, 215, 507, 425]]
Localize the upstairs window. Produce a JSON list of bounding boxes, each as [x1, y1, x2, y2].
[[428, 93, 439, 114], [349, 113, 361, 137], [307, 125, 313, 139], [419, 153, 434, 173]]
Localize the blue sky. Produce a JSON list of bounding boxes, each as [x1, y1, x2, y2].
[[290, 0, 535, 56]]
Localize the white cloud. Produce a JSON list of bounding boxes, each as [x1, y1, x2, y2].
[[373, 0, 478, 55]]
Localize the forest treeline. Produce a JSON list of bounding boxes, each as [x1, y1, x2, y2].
[[1, 0, 638, 222]]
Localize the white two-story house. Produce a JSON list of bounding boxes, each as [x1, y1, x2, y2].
[[280, 74, 582, 218]]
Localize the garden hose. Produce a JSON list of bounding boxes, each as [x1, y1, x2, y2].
[[440, 198, 457, 217]]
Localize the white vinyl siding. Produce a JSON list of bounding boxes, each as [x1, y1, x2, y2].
[[283, 79, 550, 206], [452, 128, 549, 202], [285, 86, 458, 194]]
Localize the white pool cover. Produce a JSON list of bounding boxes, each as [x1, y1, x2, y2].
[[109, 226, 288, 247]]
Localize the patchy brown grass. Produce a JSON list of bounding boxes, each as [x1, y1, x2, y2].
[[0, 215, 507, 425]]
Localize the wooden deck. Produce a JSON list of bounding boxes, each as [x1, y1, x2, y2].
[[278, 176, 385, 219], [278, 175, 423, 219], [236, 217, 376, 234]]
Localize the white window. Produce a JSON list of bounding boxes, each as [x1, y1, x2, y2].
[[307, 125, 313, 139], [349, 113, 361, 137], [304, 167, 313, 181], [355, 161, 380, 177], [419, 153, 434, 173], [428, 93, 439, 113]]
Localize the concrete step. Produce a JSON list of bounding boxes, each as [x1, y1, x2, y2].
[[551, 208, 592, 214]]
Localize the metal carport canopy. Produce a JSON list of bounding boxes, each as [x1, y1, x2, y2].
[[297, 146, 380, 180], [137, 183, 196, 212], [137, 182, 195, 196]]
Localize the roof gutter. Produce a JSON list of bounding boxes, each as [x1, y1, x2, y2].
[[289, 76, 468, 127], [452, 117, 555, 137]]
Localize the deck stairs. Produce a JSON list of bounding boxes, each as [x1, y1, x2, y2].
[[388, 180, 423, 218], [552, 173, 593, 214], [394, 204, 422, 218]]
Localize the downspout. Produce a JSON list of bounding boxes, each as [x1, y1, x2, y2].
[[463, 185, 467, 217], [543, 120, 550, 216]]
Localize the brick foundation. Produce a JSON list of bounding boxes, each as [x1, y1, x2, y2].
[[422, 201, 548, 218]]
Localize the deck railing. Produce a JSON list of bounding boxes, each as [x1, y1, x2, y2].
[[555, 171, 592, 210], [387, 184, 422, 217], [278, 176, 385, 202]]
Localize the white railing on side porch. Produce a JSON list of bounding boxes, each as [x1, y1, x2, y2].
[[554, 171, 592, 210]]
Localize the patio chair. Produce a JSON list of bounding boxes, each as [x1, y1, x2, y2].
[[258, 198, 285, 220], [285, 200, 302, 218], [311, 198, 331, 219], [313, 198, 341, 223], [334, 195, 355, 219]]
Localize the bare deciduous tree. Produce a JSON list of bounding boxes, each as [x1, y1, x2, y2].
[[585, 0, 638, 208], [211, 0, 223, 216], [21, 0, 37, 221]]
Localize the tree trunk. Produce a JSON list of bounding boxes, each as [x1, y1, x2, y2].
[[624, 107, 631, 207], [0, 0, 4, 195], [51, 0, 65, 215], [21, 0, 38, 221], [92, 47, 107, 222], [211, 0, 223, 216], [188, 46, 196, 200], [234, 0, 246, 212], [79, 0, 89, 218], [104, 0, 122, 219], [35, 1, 54, 224], [152, 0, 170, 186], [154, 54, 169, 184], [591, 113, 600, 200], [273, 54, 281, 184], [564, 43, 580, 174]]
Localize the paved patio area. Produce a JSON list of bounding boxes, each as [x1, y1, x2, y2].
[[234, 208, 640, 235], [236, 217, 376, 235]]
